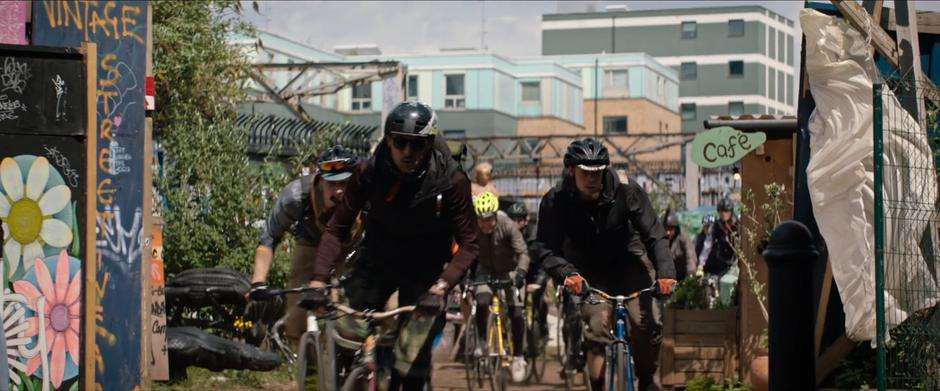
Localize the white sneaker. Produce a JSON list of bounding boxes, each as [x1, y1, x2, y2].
[[473, 346, 483, 357], [510, 356, 527, 382]]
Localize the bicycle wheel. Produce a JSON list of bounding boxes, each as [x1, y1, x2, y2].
[[526, 317, 547, 384], [340, 365, 370, 391], [613, 343, 628, 391], [295, 331, 318, 391], [485, 311, 508, 391], [463, 319, 483, 390]]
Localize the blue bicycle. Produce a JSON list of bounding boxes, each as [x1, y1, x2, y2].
[[584, 283, 659, 391]]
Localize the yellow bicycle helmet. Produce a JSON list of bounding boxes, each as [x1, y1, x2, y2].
[[473, 192, 500, 218]]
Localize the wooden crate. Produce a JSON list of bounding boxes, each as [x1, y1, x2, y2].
[[661, 308, 738, 387]]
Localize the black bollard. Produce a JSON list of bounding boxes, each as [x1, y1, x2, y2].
[[761, 220, 818, 391]]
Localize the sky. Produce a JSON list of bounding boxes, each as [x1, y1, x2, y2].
[[242, 1, 806, 57]]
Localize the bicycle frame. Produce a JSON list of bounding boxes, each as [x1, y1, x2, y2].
[[586, 284, 657, 391]]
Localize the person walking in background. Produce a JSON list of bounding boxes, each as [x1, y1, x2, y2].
[[471, 161, 499, 197]]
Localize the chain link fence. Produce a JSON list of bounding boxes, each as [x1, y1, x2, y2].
[[874, 82, 940, 390]]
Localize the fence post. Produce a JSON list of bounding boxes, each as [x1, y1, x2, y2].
[[873, 82, 887, 391], [762, 220, 818, 390]]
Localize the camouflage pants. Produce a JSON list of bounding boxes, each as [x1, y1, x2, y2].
[[343, 265, 444, 379]]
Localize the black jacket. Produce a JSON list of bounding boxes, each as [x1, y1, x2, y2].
[[535, 171, 675, 295], [702, 220, 737, 276], [312, 138, 479, 287]]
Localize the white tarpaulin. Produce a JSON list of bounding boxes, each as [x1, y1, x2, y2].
[[801, 9, 940, 344]]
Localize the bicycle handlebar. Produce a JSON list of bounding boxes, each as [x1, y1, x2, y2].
[[466, 279, 514, 288], [586, 283, 659, 303], [331, 303, 416, 320], [266, 284, 341, 297]]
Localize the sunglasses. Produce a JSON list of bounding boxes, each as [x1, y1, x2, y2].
[[318, 159, 349, 172], [390, 135, 431, 151]]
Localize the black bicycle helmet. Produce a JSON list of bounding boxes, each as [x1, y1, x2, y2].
[[563, 138, 610, 170], [664, 213, 680, 228], [384, 101, 438, 137], [506, 202, 529, 219], [717, 196, 735, 212]]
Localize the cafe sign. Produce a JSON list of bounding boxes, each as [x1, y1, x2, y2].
[[691, 126, 767, 168]]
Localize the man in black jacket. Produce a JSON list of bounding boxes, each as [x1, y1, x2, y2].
[[536, 138, 676, 391], [304, 101, 479, 390]]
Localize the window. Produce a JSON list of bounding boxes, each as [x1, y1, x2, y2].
[[681, 103, 696, 120], [445, 74, 465, 109], [729, 61, 744, 78], [604, 70, 629, 97], [728, 101, 744, 116], [521, 81, 540, 102], [351, 83, 371, 111], [443, 129, 466, 139], [407, 75, 418, 99], [728, 19, 744, 37], [603, 116, 628, 133], [681, 62, 697, 80], [681, 21, 697, 39]]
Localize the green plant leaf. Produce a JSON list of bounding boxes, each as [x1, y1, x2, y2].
[[70, 201, 80, 257]]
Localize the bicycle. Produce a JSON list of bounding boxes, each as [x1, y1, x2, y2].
[[265, 285, 336, 391], [463, 278, 519, 391], [555, 285, 588, 390], [584, 283, 659, 391], [523, 282, 549, 384]]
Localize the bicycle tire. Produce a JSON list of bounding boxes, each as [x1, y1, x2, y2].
[[614, 343, 628, 391], [340, 365, 370, 391], [485, 311, 502, 391], [463, 319, 481, 390], [525, 317, 546, 384], [495, 366, 509, 391], [296, 331, 316, 391]]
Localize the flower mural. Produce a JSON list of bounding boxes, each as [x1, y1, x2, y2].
[[3, 291, 39, 390], [0, 156, 74, 280], [12, 251, 80, 389]]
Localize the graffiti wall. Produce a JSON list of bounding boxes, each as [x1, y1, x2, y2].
[[31, 1, 148, 389], [0, 45, 89, 391]]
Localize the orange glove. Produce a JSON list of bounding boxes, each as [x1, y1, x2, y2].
[[564, 274, 587, 296], [657, 278, 678, 296]]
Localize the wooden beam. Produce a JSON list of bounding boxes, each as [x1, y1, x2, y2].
[[816, 334, 858, 386], [81, 41, 99, 391], [895, 0, 927, 126], [815, 262, 834, 358], [863, 0, 885, 56], [862, 0, 885, 24], [887, 8, 940, 35], [831, 0, 940, 107]]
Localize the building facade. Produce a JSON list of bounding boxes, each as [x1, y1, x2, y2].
[[542, 5, 797, 133]]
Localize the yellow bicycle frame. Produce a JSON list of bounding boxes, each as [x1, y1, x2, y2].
[[487, 291, 512, 368]]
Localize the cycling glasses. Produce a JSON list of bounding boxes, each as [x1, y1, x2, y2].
[[389, 135, 431, 151], [318, 159, 350, 173]]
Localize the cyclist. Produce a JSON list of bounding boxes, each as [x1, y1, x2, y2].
[[246, 145, 359, 341], [699, 197, 737, 276], [698, 197, 739, 306], [470, 192, 530, 382], [664, 212, 697, 282], [535, 138, 677, 391], [303, 101, 479, 390], [506, 202, 550, 355], [694, 214, 716, 261]]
